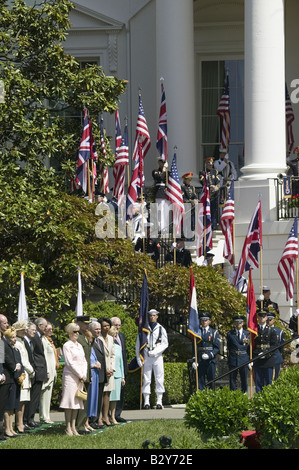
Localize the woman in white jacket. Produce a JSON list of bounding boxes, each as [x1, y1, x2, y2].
[[40, 322, 58, 424]]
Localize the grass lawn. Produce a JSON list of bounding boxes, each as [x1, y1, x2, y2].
[[0, 419, 245, 450]]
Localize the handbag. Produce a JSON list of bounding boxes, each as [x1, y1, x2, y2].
[[75, 383, 87, 401]]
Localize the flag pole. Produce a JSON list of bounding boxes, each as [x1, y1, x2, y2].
[[248, 269, 253, 398], [297, 257, 299, 333], [140, 365, 143, 410], [194, 336, 199, 391], [125, 116, 130, 187]]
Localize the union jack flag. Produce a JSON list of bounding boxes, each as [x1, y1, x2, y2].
[[113, 123, 129, 207], [165, 153, 185, 236], [196, 173, 213, 257], [234, 201, 262, 286], [99, 118, 109, 194], [217, 72, 230, 151], [278, 216, 298, 301], [220, 181, 235, 264], [156, 82, 168, 162], [286, 84, 295, 153], [75, 108, 91, 194]]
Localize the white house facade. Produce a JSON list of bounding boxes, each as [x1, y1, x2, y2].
[[63, 0, 299, 322]]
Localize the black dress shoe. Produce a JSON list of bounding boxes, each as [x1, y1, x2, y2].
[[24, 424, 34, 431], [116, 417, 127, 423], [144, 404, 150, 410], [156, 404, 163, 409], [28, 421, 39, 428], [78, 430, 91, 435], [89, 423, 101, 429]]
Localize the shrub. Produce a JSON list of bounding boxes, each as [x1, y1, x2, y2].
[[249, 366, 299, 449], [184, 387, 250, 439]]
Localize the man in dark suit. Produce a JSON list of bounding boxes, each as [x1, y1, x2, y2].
[[111, 317, 128, 423], [88, 321, 106, 429], [166, 238, 192, 267], [226, 315, 250, 393], [24, 318, 48, 428]]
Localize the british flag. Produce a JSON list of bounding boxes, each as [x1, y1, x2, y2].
[[220, 180, 235, 264], [278, 216, 298, 301], [99, 118, 109, 194], [286, 84, 295, 153], [196, 173, 213, 257], [217, 72, 230, 151], [165, 153, 185, 236], [75, 108, 91, 194], [113, 123, 129, 207], [156, 81, 168, 162], [234, 201, 262, 286]]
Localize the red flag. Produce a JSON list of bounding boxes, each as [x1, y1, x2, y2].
[[247, 268, 257, 337]]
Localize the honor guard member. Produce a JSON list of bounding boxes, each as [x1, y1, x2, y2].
[[135, 224, 160, 266], [214, 146, 238, 185], [137, 309, 168, 410], [181, 172, 198, 235], [152, 158, 169, 233], [192, 312, 220, 390], [256, 286, 280, 315], [226, 315, 250, 393], [202, 252, 215, 267], [199, 158, 221, 229], [267, 312, 285, 380], [165, 237, 192, 267], [252, 308, 278, 393]]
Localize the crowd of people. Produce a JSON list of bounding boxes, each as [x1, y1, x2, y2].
[[0, 313, 128, 439], [0, 284, 298, 440]]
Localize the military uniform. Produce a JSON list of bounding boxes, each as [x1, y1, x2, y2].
[[256, 286, 280, 315], [226, 315, 250, 393], [181, 172, 198, 236], [199, 158, 221, 229], [135, 237, 160, 264], [286, 147, 299, 197], [192, 313, 220, 390], [267, 312, 285, 380], [252, 309, 278, 393], [165, 239, 192, 267]]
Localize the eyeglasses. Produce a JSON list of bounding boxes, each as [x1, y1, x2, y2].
[[73, 330, 80, 333]]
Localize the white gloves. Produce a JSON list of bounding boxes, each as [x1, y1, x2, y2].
[[192, 362, 198, 370], [202, 353, 209, 360]]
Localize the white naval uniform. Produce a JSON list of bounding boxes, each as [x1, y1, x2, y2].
[[136, 322, 168, 405]]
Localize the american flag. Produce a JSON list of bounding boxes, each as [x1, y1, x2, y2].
[[113, 123, 129, 207], [126, 96, 150, 217], [99, 118, 109, 194], [156, 81, 168, 162], [217, 72, 230, 151], [75, 108, 91, 194], [165, 153, 185, 236], [132, 94, 151, 163], [234, 201, 262, 286], [286, 84, 295, 153], [278, 216, 298, 301], [220, 180, 235, 264], [196, 173, 213, 257]]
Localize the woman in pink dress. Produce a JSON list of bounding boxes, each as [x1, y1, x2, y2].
[[60, 323, 87, 436]]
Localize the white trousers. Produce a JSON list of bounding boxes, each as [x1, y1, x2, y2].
[[142, 354, 165, 396]]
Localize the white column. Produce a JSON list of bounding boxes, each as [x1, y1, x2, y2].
[[156, 0, 197, 178], [241, 0, 286, 180]]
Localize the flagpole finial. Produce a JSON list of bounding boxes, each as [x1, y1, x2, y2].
[[174, 145, 177, 150], [160, 77, 164, 82], [138, 87, 142, 97], [258, 192, 262, 200]]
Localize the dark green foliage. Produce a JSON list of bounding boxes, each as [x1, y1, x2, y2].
[[249, 365, 299, 449], [184, 387, 250, 439]]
